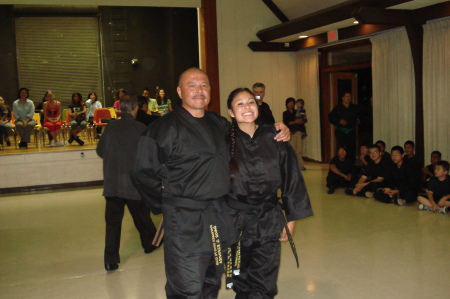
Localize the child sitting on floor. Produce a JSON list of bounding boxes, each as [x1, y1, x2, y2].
[[417, 160, 450, 214]]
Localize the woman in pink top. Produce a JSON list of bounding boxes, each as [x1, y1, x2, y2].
[[43, 91, 64, 146], [113, 89, 126, 118]]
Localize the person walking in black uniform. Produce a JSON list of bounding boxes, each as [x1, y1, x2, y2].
[[96, 96, 157, 271]]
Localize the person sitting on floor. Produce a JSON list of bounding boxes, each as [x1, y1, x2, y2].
[[326, 146, 354, 194], [421, 151, 442, 189], [345, 144, 392, 198], [375, 140, 393, 166], [417, 160, 450, 214], [68, 92, 87, 146], [354, 143, 370, 176], [403, 140, 422, 183], [374, 146, 420, 206]]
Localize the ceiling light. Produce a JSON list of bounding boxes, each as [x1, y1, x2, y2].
[[353, 21, 359, 24], [299, 35, 308, 38]]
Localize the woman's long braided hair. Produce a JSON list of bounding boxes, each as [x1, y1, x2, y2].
[[227, 87, 255, 180]]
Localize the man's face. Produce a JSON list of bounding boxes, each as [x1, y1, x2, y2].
[[360, 146, 368, 156], [341, 93, 351, 105], [252, 87, 265, 103], [430, 153, 441, 165], [376, 143, 385, 154], [391, 150, 404, 165], [369, 147, 381, 162], [434, 165, 448, 177], [142, 90, 150, 99], [404, 144, 414, 156], [337, 148, 347, 160], [177, 69, 211, 115]]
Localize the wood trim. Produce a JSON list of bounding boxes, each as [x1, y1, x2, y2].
[[201, 0, 221, 113], [262, 0, 289, 23]]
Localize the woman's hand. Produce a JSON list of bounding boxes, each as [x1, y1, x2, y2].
[[279, 221, 296, 242]]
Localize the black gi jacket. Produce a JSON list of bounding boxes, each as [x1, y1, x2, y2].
[[256, 102, 275, 125], [131, 107, 234, 253], [329, 103, 359, 129], [227, 125, 313, 238]]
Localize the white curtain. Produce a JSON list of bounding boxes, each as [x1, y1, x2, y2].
[[371, 29, 415, 150], [423, 19, 450, 162], [296, 49, 321, 161]]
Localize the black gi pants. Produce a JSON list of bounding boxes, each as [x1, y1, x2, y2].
[[326, 172, 352, 189], [104, 196, 156, 264], [233, 234, 281, 299]]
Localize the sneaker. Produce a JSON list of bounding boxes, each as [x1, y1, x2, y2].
[[75, 137, 84, 146], [50, 140, 56, 147], [68, 135, 75, 144], [419, 204, 432, 211], [301, 167, 306, 171], [345, 188, 354, 196], [56, 140, 65, 147], [327, 187, 335, 194], [365, 191, 374, 198], [438, 207, 447, 214], [397, 198, 406, 206]]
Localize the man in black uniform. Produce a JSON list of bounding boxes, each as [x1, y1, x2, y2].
[[329, 92, 359, 160], [131, 68, 289, 298], [252, 82, 275, 124]]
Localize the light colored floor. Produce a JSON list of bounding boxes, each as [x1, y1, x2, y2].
[[0, 162, 448, 299]]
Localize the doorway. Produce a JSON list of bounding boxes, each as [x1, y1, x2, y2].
[[319, 40, 372, 162]]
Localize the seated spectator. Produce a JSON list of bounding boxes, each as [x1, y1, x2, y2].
[[375, 140, 393, 166], [85, 92, 103, 139], [374, 146, 420, 205], [0, 96, 12, 146], [42, 91, 64, 147], [13, 87, 36, 149], [404, 140, 422, 173], [113, 89, 126, 118], [417, 160, 450, 214], [68, 92, 87, 145], [326, 146, 354, 194], [345, 144, 392, 198], [36, 95, 53, 145], [135, 96, 159, 126], [355, 143, 370, 175], [142, 88, 158, 113], [155, 88, 172, 115], [421, 151, 442, 188]]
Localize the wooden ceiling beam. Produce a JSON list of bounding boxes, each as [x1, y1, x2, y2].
[[353, 7, 413, 25], [256, 0, 412, 41], [262, 0, 289, 23]]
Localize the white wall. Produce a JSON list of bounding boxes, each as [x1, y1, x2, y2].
[[216, 0, 298, 122], [0, 0, 200, 7], [0, 150, 103, 189]]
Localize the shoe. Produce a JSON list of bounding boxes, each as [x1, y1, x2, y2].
[[75, 137, 84, 146], [327, 187, 335, 194], [438, 207, 447, 214], [95, 135, 101, 140], [144, 245, 157, 254], [397, 198, 406, 206], [50, 140, 56, 147], [68, 135, 75, 144], [365, 191, 374, 198], [56, 140, 65, 147], [419, 204, 432, 211], [301, 167, 306, 171], [6, 139, 11, 146], [345, 188, 354, 196], [105, 263, 119, 271]]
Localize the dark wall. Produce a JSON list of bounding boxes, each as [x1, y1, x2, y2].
[[0, 5, 19, 106], [100, 6, 199, 107]]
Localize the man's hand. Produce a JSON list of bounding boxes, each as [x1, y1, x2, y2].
[[344, 174, 352, 181], [339, 119, 347, 126], [274, 122, 290, 142]]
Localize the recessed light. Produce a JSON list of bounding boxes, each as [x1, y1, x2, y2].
[[353, 21, 359, 24], [299, 35, 308, 38]]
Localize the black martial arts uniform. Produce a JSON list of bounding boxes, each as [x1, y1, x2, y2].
[[354, 159, 392, 196], [226, 125, 313, 299], [131, 107, 235, 299], [256, 102, 275, 125], [329, 103, 359, 159], [326, 156, 355, 189]]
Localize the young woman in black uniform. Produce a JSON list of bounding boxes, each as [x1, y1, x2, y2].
[[226, 88, 313, 298]]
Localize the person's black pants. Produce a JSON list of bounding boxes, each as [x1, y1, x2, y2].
[[326, 172, 352, 189], [233, 234, 281, 299], [104, 196, 156, 264]]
